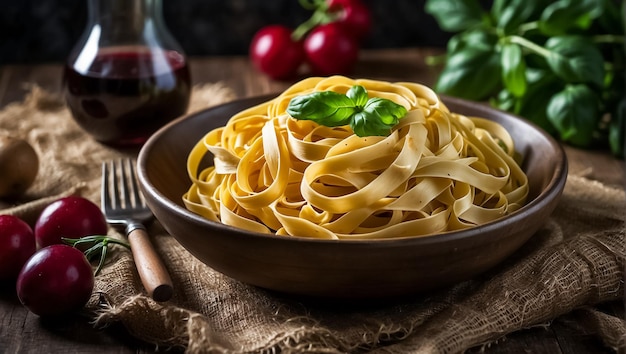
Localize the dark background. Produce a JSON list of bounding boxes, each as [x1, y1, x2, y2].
[[0, 0, 491, 65]]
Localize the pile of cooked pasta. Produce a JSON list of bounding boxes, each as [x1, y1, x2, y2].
[[183, 76, 529, 240]]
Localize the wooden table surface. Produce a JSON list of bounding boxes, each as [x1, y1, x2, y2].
[[0, 48, 624, 353]]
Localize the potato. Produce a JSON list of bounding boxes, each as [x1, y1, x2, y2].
[[0, 133, 39, 198]]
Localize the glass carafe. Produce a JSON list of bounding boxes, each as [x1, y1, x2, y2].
[[63, 0, 191, 147]]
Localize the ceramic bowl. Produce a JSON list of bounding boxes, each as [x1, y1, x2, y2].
[[137, 94, 567, 299]]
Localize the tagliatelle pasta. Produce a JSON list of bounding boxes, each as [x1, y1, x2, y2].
[[183, 76, 529, 240]]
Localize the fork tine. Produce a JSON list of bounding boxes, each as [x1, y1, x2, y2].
[[103, 158, 150, 212], [126, 158, 146, 208], [101, 161, 112, 211], [116, 159, 131, 209], [110, 161, 124, 209]]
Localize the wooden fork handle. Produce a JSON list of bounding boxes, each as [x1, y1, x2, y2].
[[127, 228, 174, 302]]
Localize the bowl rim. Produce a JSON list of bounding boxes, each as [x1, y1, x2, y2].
[[137, 94, 568, 246]]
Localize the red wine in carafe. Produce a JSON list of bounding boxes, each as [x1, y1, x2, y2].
[[64, 47, 191, 146]]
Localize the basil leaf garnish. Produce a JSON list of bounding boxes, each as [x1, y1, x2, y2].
[[287, 85, 408, 137], [286, 91, 355, 127]]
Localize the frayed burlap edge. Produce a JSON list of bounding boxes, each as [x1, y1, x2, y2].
[[90, 295, 422, 354]]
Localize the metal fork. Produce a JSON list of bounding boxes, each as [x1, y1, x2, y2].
[[102, 158, 173, 302]]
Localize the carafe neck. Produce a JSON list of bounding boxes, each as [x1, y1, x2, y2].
[[85, 0, 174, 48]]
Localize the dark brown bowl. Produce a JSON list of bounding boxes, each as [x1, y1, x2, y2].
[[137, 94, 567, 299]]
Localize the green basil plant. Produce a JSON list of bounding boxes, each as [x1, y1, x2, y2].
[[425, 0, 625, 157]]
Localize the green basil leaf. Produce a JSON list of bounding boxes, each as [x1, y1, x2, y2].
[[597, 0, 623, 34], [538, 0, 604, 35], [350, 97, 407, 137], [425, 0, 486, 32], [491, 89, 517, 113], [435, 46, 501, 101], [287, 91, 355, 127], [351, 111, 393, 137], [517, 68, 561, 136], [545, 36, 605, 87], [500, 43, 527, 97], [349, 98, 406, 137], [363, 97, 407, 125], [346, 85, 368, 107], [609, 97, 626, 157], [447, 27, 498, 54], [491, 0, 549, 34], [547, 84, 600, 147]]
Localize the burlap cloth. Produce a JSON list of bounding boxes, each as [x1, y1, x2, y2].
[[1, 85, 625, 353]]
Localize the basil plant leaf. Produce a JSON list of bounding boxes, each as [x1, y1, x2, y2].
[[287, 91, 355, 127], [425, 0, 487, 32], [597, 0, 623, 34], [491, 0, 549, 34], [500, 43, 527, 98], [517, 68, 561, 136], [447, 27, 498, 54], [544, 36, 605, 87], [538, 0, 604, 36], [547, 84, 600, 147], [491, 89, 517, 113], [436, 46, 501, 101]]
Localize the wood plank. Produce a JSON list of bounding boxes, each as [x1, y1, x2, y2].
[[552, 314, 617, 354], [25, 64, 65, 93], [354, 47, 444, 87], [564, 145, 625, 188], [0, 64, 64, 108], [0, 66, 32, 107], [190, 56, 295, 99], [0, 282, 161, 353]]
